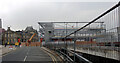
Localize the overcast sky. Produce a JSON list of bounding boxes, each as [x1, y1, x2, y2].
[[0, 0, 119, 31]]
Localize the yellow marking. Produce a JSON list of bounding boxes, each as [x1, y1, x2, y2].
[[51, 54, 57, 63], [40, 48, 57, 63], [41, 49, 55, 63], [49, 53, 56, 63]]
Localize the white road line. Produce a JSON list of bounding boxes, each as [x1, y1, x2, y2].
[[24, 47, 29, 61], [24, 56, 27, 61]]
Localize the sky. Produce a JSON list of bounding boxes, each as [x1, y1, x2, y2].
[[0, 0, 119, 31]]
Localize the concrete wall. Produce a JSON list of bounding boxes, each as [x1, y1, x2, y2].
[[44, 23, 54, 42]]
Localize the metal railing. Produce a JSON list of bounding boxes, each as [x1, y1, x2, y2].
[[56, 49, 74, 62], [63, 1, 120, 63]]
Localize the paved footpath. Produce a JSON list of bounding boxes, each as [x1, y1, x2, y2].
[[0, 45, 17, 63], [2, 46, 62, 63]]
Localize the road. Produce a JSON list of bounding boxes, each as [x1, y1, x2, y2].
[[2, 46, 62, 63]]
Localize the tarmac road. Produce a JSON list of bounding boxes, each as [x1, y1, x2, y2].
[[2, 46, 61, 63]]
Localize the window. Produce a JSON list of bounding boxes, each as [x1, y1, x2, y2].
[[11, 34, 12, 37], [5, 34, 7, 37]]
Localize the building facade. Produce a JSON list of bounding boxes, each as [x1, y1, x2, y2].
[[0, 19, 3, 44], [23, 26, 39, 42], [3, 27, 20, 44], [2, 26, 39, 44], [15, 26, 39, 42]]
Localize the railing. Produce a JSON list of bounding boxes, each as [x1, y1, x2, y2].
[[56, 49, 74, 63], [63, 1, 120, 62], [41, 1, 120, 62]]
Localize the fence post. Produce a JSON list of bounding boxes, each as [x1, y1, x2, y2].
[[74, 32, 76, 63]]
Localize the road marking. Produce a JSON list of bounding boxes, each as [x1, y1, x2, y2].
[[50, 54, 57, 63], [40, 48, 57, 63], [24, 56, 27, 61], [47, 51, 55, 63], [41, 49, 54, 62], [24, 47, 29, 61], [43, 48, 57, 62], [42, 47, 62, 62], [52, 55, 57, 62]]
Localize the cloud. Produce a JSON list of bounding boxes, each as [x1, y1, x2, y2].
[[0, 1, 117, 31]]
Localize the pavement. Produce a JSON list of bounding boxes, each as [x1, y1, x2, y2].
[[2, 46, 62, 63], [0, 45, 17, 63], [2, 45, 16, 55]]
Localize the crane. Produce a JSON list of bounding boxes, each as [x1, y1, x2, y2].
[[26, 33, 36, 46], [28, 33, 36, 42]]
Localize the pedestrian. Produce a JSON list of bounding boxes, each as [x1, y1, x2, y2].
[[5, 43, 7, 47], [19, 42, 21, 47], [15, 42, 18, 48]]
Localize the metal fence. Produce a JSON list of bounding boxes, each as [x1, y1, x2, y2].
[[65, 2, 120, 47], [64, 2, 120, 62]]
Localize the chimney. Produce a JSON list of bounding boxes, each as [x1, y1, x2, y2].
[[8, 27, 11, 30]]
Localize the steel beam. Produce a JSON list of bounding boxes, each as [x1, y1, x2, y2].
[[38, 22, 104, 23]]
